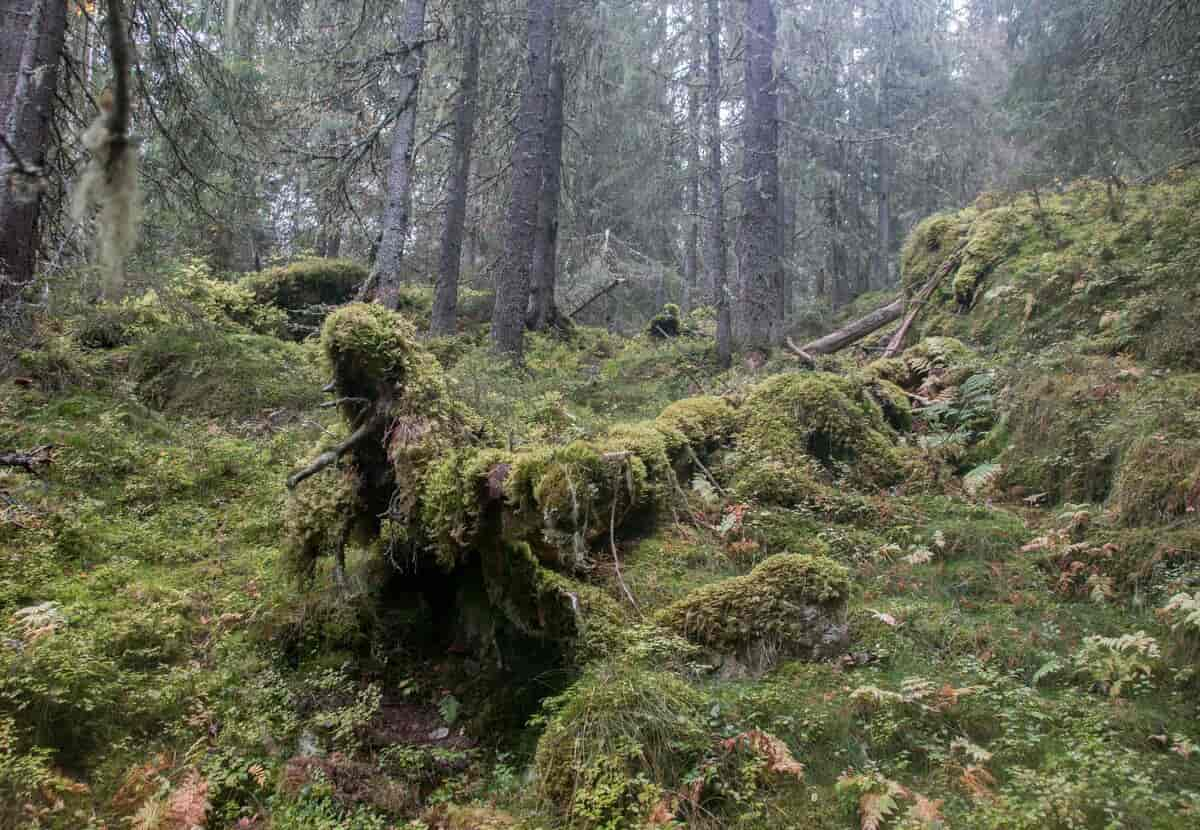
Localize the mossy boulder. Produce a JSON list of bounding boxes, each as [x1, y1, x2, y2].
[[658, 553, 850, 672], [655, 395, 736, 450], [533, 659, 708, 824], [737, 372, 903, 488], [242, 258, 367, 338]]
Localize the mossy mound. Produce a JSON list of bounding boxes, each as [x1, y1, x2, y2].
[[647, 303, 682, 337], [655, 395, 736, 450], [1110, 437, 1200, 527], [242, 258, 368, 339], [737, 372, 903, 488], [899, 174, 1200, 367], [533, 659, 708, 824], [130, 324, 324, 418], [657, 554, 850, 672]]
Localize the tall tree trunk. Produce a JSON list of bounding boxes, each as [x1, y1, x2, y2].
[[372, 0, 427, 310], [491, 0, 554, 358], [528, 54, 565, 331], [737, 0, 780, 352], [874, 50, 892, 288], [703, 0, 731, 367], [681, 13, 702, 316], [828, 179, 849, 309], [431, 1, 482, 336], [0, 0, 67, 308]]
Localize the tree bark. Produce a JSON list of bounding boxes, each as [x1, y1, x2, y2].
[[432, 0, 482, 336], [527, 53, 565, 331], [703, 0, 731, 367], [791, 296, 903, 357], [491, 0, 554, 359], [372, 0, 427, 310], [0, 0, 66, 309], [681, 9, 702, 316], [737, 0, 780, 352]]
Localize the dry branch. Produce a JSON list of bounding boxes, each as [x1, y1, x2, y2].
[[882, 242, 967, 358], [568, 278, 625, 319], [286, 416, 381, 489]]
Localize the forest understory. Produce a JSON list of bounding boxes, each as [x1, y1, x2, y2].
[[2, 172, 1200, 829]]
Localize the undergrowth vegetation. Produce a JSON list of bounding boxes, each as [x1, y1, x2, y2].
[[2, 172, 1199, 829]]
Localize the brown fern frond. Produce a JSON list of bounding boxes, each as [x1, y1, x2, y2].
[[165, 769, 210, 830]]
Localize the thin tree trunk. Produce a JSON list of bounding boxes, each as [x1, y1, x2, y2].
[[681, 14, 702, 316], [703, 0, 730, 367], [528, 54, 565, 331], [372, 0, 427, 310], [491, 0, 554, 358], [432, 1, 482, 336], [0, 0, 66, 307]]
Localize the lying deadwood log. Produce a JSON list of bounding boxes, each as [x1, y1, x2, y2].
[[568, 278, 625, 319], [786, 297, 904, 362], [882, 241, 968, 359], [0, 445, 53, 472]]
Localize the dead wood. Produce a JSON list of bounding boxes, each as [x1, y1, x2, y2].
[[883, 242, 968, 358], [0, 445, 53, 472]]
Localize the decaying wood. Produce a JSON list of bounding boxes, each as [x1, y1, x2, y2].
[[0, 445, 53, 472], [568, 278, 625, 319], [786, 297, 904, 360], [286, 416, 381, 490], [883, 241, 968, 358]]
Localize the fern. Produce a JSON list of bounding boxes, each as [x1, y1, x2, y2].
[[963, 462, 1001, 496]]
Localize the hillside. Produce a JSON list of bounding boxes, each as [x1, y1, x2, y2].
[[3, 173, 1200, 829]]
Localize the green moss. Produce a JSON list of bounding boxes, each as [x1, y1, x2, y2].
[[647, 303, 682, 338], [900, 211, 971, 295], [420, 448, 513, 568], [130, 324, 324, 418], [533, 659, 708, 824], [657, 554, 850, 670], [731, 456, 832, 507], [321, 302, 420, 396], [1110, 437, 1200, 527], [655, 395, 736, 450], [282, 467, 362, 580], [737, 372, 902, 488], [242, 258, 366, 327]]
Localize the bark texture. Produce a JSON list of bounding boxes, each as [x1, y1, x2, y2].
[[373, 0, 427, 310], [681, 13, 702, 316], [431, 2, 482, 336], [528, 54, 565, 331], [0, 0, 66, 308], [491, 0, 554, 358], [737, 0, 780, 351], [703, 0, 731, 367]]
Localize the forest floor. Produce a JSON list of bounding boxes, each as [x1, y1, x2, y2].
[[2, 173, 1200, 830]]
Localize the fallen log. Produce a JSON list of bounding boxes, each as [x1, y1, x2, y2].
[[568, 278, 625, 319], [883, 241, 967, 358], [0, 445, 53, 472], [786, 297, 904, 361]]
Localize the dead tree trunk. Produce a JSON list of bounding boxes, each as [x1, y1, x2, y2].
[[431, 1, 482, 336], [788, 297, 903, 360], [0, 0, 67, 310], [491, 0, 554, 359], [372, 0, 427, 310]]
